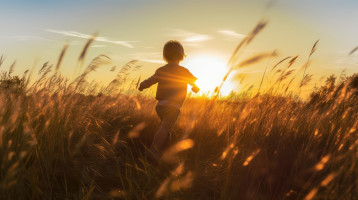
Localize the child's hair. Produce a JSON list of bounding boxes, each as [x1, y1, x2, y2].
[[163, 40, 185, 62]]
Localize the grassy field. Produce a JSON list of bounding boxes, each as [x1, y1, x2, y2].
[[0, 23, 357, 199]]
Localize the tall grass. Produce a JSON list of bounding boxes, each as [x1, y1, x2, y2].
[[0, 21, 357, 200]]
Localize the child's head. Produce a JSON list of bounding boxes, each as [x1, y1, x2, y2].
[[163, 40, 185, 63]]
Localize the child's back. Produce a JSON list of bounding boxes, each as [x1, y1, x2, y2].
[[140, 63, 197, 106]]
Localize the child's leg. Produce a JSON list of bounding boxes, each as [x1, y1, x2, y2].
[[150, 105, 180, 154]]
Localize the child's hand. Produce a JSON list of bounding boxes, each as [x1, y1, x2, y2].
[[191, 85, 200, 93]]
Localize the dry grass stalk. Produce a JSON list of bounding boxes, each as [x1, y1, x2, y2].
[[314, 154, 331, 171], [243, 149, 261, 166], [162, 139, 194, 163], [106, 59, 141, 94], [236, 51, 277, 68], [300, 74, 313, 88], [348, 46, 358, 55], [257, 50, 277, 94], [55, 43, 69, 74], [128, 122, 146, 138], [299, 40, 319, 96], [309, 40, 319, 57], [77, 33, 98, 73], [72, 54, 112, 92], [320, 172, 336, 187], [9, 61, 16, 75], [270, 56, 291, 72], [276, 69, 295, 84], [287, 55, 299, 68], [0, 55, 5, 68], [304, 188, 318, 200]]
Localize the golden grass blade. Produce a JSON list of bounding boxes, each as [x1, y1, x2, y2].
[[304, 188, 318, 200], [276, 69, 295, 84], [132, 97, 141, 110], [299, 60, 311, 71], [22, 69, 29, 80], [314, 154, 330, 171], [170, 171, 194, 192], [300, 74, 313, 88], [232, 73, 247, 84], [72, 54, 112, 91], [135, 75, 141, 89], [287, 55, 299, 68], [55, 43, 69, 74], [105, 60, 140, 94], [348, 46, 358, 55], [171, 163, 184, 176], [128, 122, 146, 138], [77, 33, 98, 72], [299, 40, 319, 97], [270, 56, 291, 72], [9, 61, 16, 75], [235, 51, 278, 69], [25, 59, 39, 89], [257, 50, 277, 94], [246, 20, 267, 44], [309, 39, 319, 57], [243, 149, 261, 166], [0, 55, 5, 68], [320, 172, 337, 187], [162, 139, 194, 163], [228, 20, 268, 66], [221, 143, 235, 160], [155, 178, 170, 198], [38, 61, 49, 74]]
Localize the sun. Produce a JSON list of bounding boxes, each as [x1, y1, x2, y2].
[[183, 55, 237, 97]]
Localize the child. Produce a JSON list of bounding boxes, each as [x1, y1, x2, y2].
[[138, 40, 200, 159]]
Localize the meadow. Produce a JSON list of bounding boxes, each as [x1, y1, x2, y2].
[[0, 22, 357, 200]]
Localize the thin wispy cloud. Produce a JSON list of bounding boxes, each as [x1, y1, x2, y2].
[[92, 45, 107, 48], [323, 56, 358, 70], [140, 59, 166, 64], [184, 35, 211, 42], [129, 52, 162, 57], [129, 52, 165, 64], [12, 35, 50, 41], [219, 30, 246, 38], [169, 29, 212, 43], [182, 43, 202, 47], [46, 29, 136, 48], [332, 57, 358, 68]]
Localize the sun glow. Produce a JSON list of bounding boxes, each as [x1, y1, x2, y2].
[[183, 55, 237, 97]]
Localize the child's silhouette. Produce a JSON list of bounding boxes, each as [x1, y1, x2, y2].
[[138, 40, 200, 160]]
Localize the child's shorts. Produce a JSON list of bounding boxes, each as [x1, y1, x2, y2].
[[155, 104, 180, 122]]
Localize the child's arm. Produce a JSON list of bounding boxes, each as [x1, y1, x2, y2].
[[191, 83, 200, 93], [138, 74, 158, 91], [186, 70, 200, 93]]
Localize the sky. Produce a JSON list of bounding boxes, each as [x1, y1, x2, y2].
[[0, 0, 358, 96]]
